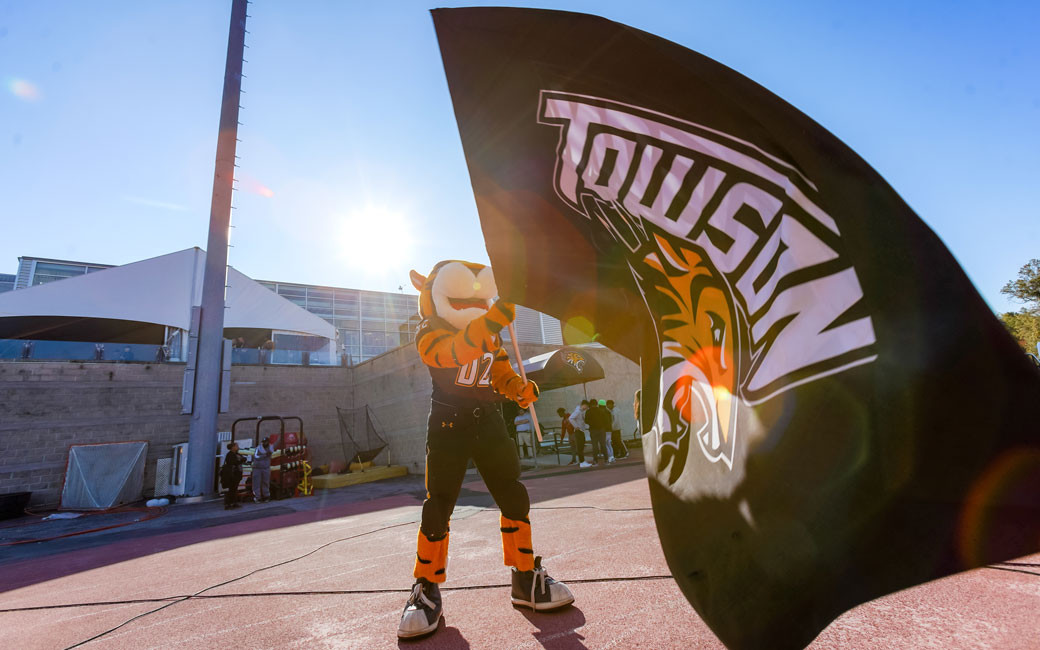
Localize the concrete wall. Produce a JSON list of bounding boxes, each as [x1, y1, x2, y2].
[[0, 361, 350, 506], [352, 343, 641, 472], [0, 344, 640, 507]]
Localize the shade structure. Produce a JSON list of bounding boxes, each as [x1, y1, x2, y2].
[[60, 442, 148, 510], [518, 346, 604, 392], [0, 248, 336, 342]]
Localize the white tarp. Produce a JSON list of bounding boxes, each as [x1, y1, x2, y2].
[[61, 442, 148, 509], [0, 248, 336, 340]]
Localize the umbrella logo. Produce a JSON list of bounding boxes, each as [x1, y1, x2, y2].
[[563, 351, 586, 373]]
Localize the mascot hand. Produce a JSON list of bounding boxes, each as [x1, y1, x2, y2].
[[516, 379, 540, 409], [482, 301, 516, 334]]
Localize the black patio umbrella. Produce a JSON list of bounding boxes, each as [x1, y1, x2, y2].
[[517, 346, 604, 393]]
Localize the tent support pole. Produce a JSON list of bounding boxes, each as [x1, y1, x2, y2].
[[184, 0, 248, 498]]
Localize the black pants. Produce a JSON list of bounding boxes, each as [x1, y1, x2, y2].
[[610, 429, 627, 458], [589, 429, 608, 462], [223, 483, 238, 507], [421, 400, 529, 538], [570, 430, 586, 463]]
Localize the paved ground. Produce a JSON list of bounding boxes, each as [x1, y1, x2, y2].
[[1, 454, 1038, 650]]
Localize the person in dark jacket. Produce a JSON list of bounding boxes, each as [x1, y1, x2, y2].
[[585, 398, 612, 465], [221, 442, 245, 509]]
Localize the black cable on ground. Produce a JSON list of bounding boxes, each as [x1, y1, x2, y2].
[[5, 575, 677, 615], [52, 502, 1036, 647], [64, 520, 417, 649], [531, 505, 653, 512], [60, 504, 653, 647]]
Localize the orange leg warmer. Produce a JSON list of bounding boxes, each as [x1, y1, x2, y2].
[[414, 529, 449, 583], [500, 515, 535, 572]]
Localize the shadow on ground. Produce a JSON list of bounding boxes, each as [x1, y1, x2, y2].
[[0, 453, 645, 595]]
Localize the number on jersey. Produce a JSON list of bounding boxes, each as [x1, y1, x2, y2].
[[456, 352, 494, 387]]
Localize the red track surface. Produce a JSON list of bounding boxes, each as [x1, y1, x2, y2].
[[1, 463, 1037, 649]]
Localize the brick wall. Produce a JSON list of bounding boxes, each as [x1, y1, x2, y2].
[[0, 344, 640, 507], [0, 361, 350, 507]]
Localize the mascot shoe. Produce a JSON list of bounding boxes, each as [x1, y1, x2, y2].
[[398, 578, 443, 638], [510, 556, 574, 611]]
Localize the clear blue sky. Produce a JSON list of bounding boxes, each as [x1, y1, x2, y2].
[[2, 1, 1037, 313]]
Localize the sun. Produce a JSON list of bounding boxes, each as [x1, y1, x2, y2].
[[339, 204, 415, 273]]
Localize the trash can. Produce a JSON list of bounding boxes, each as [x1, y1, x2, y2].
[[0, 491, 31, 520]]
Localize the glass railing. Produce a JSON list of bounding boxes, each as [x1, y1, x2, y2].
[[1, 339, 342, 366], [232, 347, 339, 366], [0, 339, 169, 362]]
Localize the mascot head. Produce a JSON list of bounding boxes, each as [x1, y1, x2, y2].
[[410, 260, 498, 331]]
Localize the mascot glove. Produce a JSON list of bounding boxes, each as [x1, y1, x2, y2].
[[516, 379, 540, 409], [483, 301, 516, 334]]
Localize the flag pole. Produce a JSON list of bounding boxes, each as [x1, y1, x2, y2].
[[506, 321, 542, 442], [183, 0, 248, 498]]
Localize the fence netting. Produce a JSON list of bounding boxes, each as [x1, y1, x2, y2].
[[336, 406, 388, 466], [61, 441, 148, 509]]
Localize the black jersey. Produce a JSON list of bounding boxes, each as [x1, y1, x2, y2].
[[417, 317, 507, 406]]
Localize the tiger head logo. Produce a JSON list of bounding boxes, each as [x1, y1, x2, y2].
[[410, 260, 498, 331], [642, 233, 743, 484], [563, 351, 586, 373]]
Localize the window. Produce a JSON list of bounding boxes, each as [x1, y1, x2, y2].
[[32, 262, 87, 285], [339, 330, 360, 347], [334, 290, 359, 306], [333, 305, 359, 320], [307, 289, 333, 311]]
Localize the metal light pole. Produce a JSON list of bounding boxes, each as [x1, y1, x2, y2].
[[184, 0, 248, 497]]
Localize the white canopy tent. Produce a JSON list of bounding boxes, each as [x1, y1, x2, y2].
[[0, 248, 336, 358]]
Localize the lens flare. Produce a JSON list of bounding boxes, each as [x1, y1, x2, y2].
[[957, 447, 1040, 568], [9, 78, 40, 101], [236, 173, 274, 198]]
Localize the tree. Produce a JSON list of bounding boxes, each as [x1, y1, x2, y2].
[[1000, 259, 1040, 353], [1000, 311, 1040, 353], [1001, 258, 1040, 308]]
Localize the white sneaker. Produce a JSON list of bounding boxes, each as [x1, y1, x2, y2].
[[579, 461, 593, 468], [510, 556, 574, 611], [608, 457, 616, 463]]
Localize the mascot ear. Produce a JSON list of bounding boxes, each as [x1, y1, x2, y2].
[[409, 269, 427, 291]]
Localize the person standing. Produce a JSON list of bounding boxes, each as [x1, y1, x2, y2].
[[606, 399, 627, 460], [556, 407, 581, 465], [220, 442, 245, 510], [514, 410, 533, 458], [252, 436, 273, 502], [585, 398, 611, 466], [569, 400, 592, 468], [398, 261, 573, 640]]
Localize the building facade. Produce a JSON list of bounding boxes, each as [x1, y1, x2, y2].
[[254, 280, 563, 364], [7, 255, 564, 364], [15, 256, 114, 290]]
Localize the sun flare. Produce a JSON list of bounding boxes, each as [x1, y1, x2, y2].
[[339, 204, 414, 273]]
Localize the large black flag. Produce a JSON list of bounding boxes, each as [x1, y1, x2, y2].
[[432, 7, 1040, 649]]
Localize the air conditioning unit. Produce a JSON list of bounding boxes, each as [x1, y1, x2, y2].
[[169, 443, 189, 495]]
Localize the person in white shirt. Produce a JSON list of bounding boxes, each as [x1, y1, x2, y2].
[[252, 436, 273, 502], [568, 400, 593, 468], [606, 399, 627, 460], [514, 411, 533, 458]]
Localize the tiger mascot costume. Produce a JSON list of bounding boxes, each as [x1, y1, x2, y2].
[[398, 260, 574, 639]]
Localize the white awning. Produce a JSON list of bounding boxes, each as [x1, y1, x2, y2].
[[0, 248, 335, 340]]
